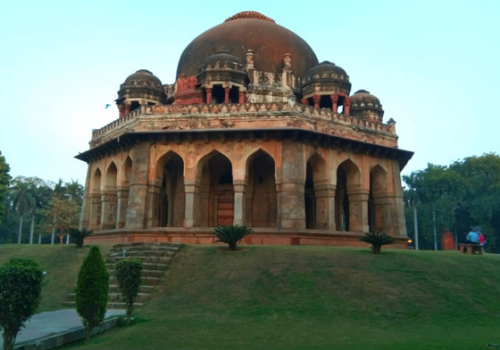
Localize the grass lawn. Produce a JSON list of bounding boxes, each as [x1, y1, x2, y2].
[[59, 245, 500, 350], [0, 244, 113, 312]]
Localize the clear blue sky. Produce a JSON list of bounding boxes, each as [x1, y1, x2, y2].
[[1, 0, 498, 185]]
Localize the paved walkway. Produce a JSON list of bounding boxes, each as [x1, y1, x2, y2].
[[0, 309, 125, 349]]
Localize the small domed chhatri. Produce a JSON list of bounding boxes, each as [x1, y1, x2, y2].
[[76, 11, 413, 248], [349, 90, 384, 122]]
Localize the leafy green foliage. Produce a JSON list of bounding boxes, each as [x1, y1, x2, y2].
[[68, 228, 93, 248], [359, 232, 395, 254], [0, 151, 11, 228], [76, 246, 109, 343], [213, 225, 253, 251], [115, 259, 143, 325], [0, 258, 44, 350]]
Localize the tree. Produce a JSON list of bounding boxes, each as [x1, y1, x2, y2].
[[0, 151, 11, 228], [213, 225, 253, 251], [115, 259, 142, 325], [0, 258, 44, 350], [76, 246, 109, 343], [10, 177, 33, 244], [26, 178, 50, 244], [403, 172, 421, 250], [40, 197, 80, 244], [64, 179, 84, 206]]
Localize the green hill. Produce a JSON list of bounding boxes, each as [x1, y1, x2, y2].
[[3, 244, 500, 349]]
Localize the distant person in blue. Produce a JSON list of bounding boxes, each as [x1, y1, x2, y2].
[[466, 227, 480, 244]]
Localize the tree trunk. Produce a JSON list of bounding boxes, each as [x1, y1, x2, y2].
[[86, 324, 91, 344], [3, 330, 15, 350], [51, 229, 55, 245], [59, 234, 64, 244], [413, 205, 419, 250], [66, 232, 70, 244], [127, 305, 133, 325], [17, 216, 23, 244], [229, 242, 237, 251], [38, 233, 42, 244], [29, 211, 35, 244], [432, 205, 438, 251], [373, 245, 381, 254]]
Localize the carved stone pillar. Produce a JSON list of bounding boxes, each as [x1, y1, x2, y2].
[[118, 104, 125, 118], [278, 140, 306, 229], [125, 141, 151, 230], [124, 103, 131, 115], [313, 95, 321, 109], [79, 165, 92, 230], [373, 193, 392, 234], [238, 90, 245, 104], [184, 180, 200, 228], [145, 180, 162, 228], [206, 88, 212, 104], [224, 87, 230, 104], [344, 97, 351, 115], [100, 190, 117, 230], [348, 189, 369, 233], [301, 98, 309, 106], [331, 94, 339, 112], [314, 184, 336, 230], [115, 187, 129, 229], [89, 194, 101, 231], [233, 181, 246, 226]]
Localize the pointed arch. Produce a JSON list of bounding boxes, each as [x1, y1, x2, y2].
[[245, 149, 277, 228], [155, 151, 185, 228], [305, 153, 328, 229], [92, 168, 102, 193], [368, 164, 389, 233], [105, 161, 118, 189], [196, 150, 234, 227], [122, 156, 133, 186], [335, 159, 361, 231]]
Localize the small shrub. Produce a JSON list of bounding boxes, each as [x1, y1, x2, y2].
[[115, 259, 142, 325], [0, 258, 44, 350], [76, 246, 109, 343], [68, 228, 93, 248], [359, 232, 395, 254], [213, 225, 253, 251]]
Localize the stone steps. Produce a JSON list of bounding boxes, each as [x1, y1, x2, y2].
[[65, 242, 183, 309]]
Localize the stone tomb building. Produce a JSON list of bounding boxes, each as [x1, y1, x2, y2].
[[77, 11, 413, 246]]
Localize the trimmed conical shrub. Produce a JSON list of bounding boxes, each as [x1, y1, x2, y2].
[[76, 246, 109, 343], [115, 259, 143, 325]]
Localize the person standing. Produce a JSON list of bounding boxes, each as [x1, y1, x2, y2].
[[479, 230, 486, 253]]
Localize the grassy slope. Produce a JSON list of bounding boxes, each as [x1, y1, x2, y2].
[[0, 244, 113, 312], [63, 245, 500, 350]]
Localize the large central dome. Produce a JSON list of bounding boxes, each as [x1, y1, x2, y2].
[[176, 11, 319, 79]]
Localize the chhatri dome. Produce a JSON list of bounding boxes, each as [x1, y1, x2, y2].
[[76, 11, 413, 248]]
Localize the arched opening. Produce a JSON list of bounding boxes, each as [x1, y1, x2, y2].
[[368, 165, 388, 233], [92, 168, 102, 227], [157, 152, 185, 228], [337, 95, 345, 113], [123, 157, 132, 186], [335, 159, 360, 231], [130, 101, 140, 112], [246, 150, 277, 228], [305, 154, 328, 229], [198, 151, 234, 227], [102, 162, 118, 229], [319, 95, 332, 109], [229, 86, 239, 103], [212, 85, 225, 104]]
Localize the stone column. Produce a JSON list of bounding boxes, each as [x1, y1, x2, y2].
[[238, 90, 245, 104], [373, 193, 393, 234], [313, 95, 321, 109], [314, 184, 336, 230], [206, 88, 212, 104], [279, 140, 306, 229], [233, 181, 246, 226], [89, 194, 101, 231], [125, 141, 151, 230], [145, 180, 162, 228], [184, 180, 200, 228], [390, 161, 408, 237], [100, 190, 117, 230], [224, 87, 230, 104], [301, 98, 309, 106], [344, 97, 351, 115], [348, 189, 369, 233], [115, 187, 129, 229], [124, 103, 131, 115], [118, 104, 125, 118], [331, 94, 339, 112]]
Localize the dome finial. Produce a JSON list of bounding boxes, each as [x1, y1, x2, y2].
[[224, 11, 275, 23]]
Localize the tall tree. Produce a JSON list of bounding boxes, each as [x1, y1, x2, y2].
[[40, 197, 80, 244], [0, 151, 11, 228], [403, 172, 421, 250], [27, 178, 50, 244], [10, 177, 33, 244]]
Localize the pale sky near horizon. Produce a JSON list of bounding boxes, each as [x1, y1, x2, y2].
[[0, 0, 499, 185]]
